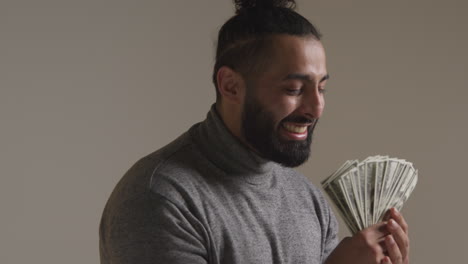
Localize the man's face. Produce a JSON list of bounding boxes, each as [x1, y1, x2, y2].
[[240, 35, 328, 167]]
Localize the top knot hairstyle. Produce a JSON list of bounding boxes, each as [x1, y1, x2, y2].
[[234, 0, 296, 13], [213, 0, 322, 100]]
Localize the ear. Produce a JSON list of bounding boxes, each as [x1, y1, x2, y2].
[[216, 66, 245, 104]]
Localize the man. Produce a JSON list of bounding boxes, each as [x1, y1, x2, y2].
[[99, 1, 410, 263]]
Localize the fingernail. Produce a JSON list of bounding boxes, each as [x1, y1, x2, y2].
[[386, 235, 395, 245], [392, 208, 400, 215], [389, 219, 397, 229]]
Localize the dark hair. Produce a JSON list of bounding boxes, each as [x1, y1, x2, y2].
[[212, 0, 322, 101]]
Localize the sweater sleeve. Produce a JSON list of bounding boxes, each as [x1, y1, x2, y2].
[[99, 191, 209, 264]]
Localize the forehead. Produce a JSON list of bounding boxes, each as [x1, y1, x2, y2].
[[263, 34, 327, 81]]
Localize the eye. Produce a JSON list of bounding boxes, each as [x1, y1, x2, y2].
[[286, 88, 303, 95], [284, 83, 304, 95], [318, 86, 327, 94]]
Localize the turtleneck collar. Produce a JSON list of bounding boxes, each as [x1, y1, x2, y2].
[[190, 104, 278, 179]]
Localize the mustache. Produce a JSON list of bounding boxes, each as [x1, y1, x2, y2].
[[281, 115, 317, 125]]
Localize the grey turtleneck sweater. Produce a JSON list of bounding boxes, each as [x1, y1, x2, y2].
[[99, 105, 339, 264]]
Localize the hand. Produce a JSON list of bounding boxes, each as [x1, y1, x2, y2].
[[325, 221, 389, 264], [325, 208, 410, 264], [382, 208, 410, 264]]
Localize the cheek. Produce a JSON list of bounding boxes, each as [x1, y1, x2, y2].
[[284, 97, 302, 112], [272, 96, 301, 120]]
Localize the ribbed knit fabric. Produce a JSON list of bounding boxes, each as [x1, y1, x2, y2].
[[99, 105, 338, 264]]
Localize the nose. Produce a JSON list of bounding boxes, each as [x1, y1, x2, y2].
[[300, 87, 324, 119]]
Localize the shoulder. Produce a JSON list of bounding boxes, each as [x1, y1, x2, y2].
[[104, 128, 204, 209]]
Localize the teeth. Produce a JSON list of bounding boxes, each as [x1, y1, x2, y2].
[[283, 123, 307, 133]]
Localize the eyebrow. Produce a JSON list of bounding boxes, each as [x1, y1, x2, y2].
[[284, 73, 330, 83]]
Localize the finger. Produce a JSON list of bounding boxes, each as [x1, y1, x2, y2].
[[360, 222, 391, 242], [390, 208, 408, 234], [387, 219, 409, 260], [381, 256, 392, 264], [385, 235, 403, 264], [387, 219, 409, 259], [379, 239, 388, 255]]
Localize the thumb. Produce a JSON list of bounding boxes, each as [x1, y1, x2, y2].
[[382, 209, 392, 221]]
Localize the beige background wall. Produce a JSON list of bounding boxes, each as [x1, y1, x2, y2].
[[1, 0, 466, 263]]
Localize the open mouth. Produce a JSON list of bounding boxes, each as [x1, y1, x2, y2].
[[280, 122, 311, 140], [282, 123, 308, 134]]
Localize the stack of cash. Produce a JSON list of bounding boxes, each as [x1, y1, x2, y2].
[[322, 156, 418, 234]]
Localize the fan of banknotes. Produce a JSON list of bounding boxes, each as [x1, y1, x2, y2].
[[321, 155, 418, 234]]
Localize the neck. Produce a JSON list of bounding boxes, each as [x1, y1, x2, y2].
[[215, 102, 260, 155], [216, 102, 242, 142], [190, 104, 277, 180]]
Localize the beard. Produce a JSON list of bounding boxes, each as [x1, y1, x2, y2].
[[241, 92, 318, 168]]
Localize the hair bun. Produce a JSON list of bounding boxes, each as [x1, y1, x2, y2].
[[234, 0, 296, 13]]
